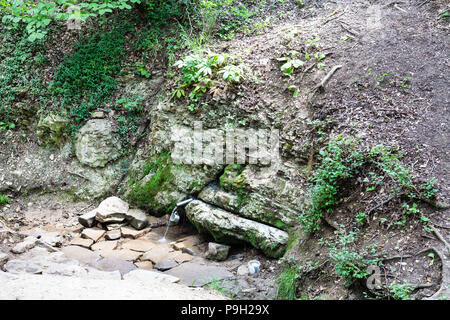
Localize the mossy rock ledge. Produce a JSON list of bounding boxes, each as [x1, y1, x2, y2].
[[185, 200, 289, 258]]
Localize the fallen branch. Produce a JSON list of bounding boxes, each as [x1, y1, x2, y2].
[[367, 193, 400, 216], [67, 170, 90, 181], [393, 4, 408, 13], [418, 0, 430, 8], [313, 65, 342, 92], [429, 220, 450, 230]]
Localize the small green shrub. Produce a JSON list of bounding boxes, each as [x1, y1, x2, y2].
[[172, 52, 245, 101], [0, 194, 11, 205], [299, 136, 364, 232], [389, 281, 415, 300], [319, 229, 380, 287], [277, 50, 305, 76], [1, 0, 142, 42]]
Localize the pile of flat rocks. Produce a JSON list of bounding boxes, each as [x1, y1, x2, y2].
[[78, 196, 150, 231]]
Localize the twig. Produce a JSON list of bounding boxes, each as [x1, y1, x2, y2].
[[67, 171, 90, 181], [418, 0, 430, 8], [367, 193, 400, 216], [322, 10, 346, 25], [300, 62, 317, 81], [394, 4, 408, 13], [313, 65, 342, 92], [338, 21, 360, 36], [382, 254, 412, 261], [429, 220, 450, 230]]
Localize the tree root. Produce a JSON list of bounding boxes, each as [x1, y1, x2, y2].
[[313, 65, 342, 93], [429, 226, 450, 255]]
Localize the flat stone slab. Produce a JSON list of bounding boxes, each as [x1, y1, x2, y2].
[[61, 246, 101, 265], [91, 257, 137, 276], [81, 228, 105, 242], [69, 237, 94, 249], [165, 259, 234, 287], [123, 269, 180, 284], [122, 239, 156, 252], [140, 244, 173, 264], [91, 240, 118, 252], [154, 259, 178, 271], [99, 249, 142, 262], [134, 261, 153, 270], [185, 200, 288, 258], [105, 229, 121, 240], [121, 226, 151, 239], [172, 252, 195, 264]]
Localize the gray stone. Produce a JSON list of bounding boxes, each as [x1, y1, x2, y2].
[[36, 112, 69, 148], [237, 265, 249, 276], [165, 259, 234, 287], [105, 229, 121, 240], [91, 257, 137, 276], [198, 183, 299, 230], [81, 228, 106, 242], [185, 200, 288, 258], [11, 236, 38, 254], [125, 208, 148, 230], [78, 209, 97, 228], [96, 196, 129, 223], [206, 242, 230, 261], [75, 119, 121, 168], [154, 259, 178, 271], [123, 269, 180, 284], [61, 246, 101, 265]]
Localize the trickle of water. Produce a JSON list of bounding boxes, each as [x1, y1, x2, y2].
[[159, 220, 171, 243], [158, 198, 193, 243]]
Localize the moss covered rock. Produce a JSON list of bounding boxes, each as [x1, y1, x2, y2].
[[185, 200, 289, 258], [36, 111, 69, 148]]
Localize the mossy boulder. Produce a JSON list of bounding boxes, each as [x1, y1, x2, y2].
[[185, 200, 288, 258], [198, 184, 298, 230], [125, 152, 223, 216], [36, 111, 69, 148]]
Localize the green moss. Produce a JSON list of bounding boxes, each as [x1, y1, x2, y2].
[[219, 164, 247, 192], [0, 194, 12, 205], [127, 152, 177, 216], [276, 266, 298, 300]]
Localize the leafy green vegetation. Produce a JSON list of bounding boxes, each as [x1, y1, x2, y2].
[[300, 135, 435, 233], [0, 194, 12, 205], [388, 281, 415, 300], [299, 136, 364, 233], [277, 50, 304, 77], [0, 0, 142, 41], [0, 28, 46, 127], [50, 25, 127, 130], [319, 229, 380, 287], [276, 266, 298, 300], [172, 52, 245, 102]]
